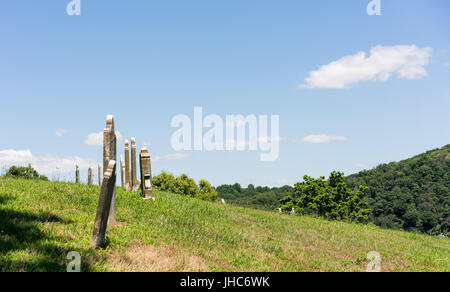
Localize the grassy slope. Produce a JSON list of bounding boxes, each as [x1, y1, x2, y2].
[[0, 177, 448, 272]]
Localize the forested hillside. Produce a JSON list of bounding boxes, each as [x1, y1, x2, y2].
[[346, 145, 449, 235], [217, 145, 450, 236], [216, 184, 294, 211]]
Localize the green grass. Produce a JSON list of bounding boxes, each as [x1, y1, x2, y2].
[[0, 177, 449, 272]]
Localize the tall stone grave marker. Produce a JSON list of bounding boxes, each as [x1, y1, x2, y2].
[[91, 160, 116, 248], [124, 140, 131, 191], [139, 148, 154, 200], [88, 167, 94, 185], [103, 115, 117, 225], [120, 155, 125, 188], [131, 138, 138, 192], [98, 164, 102, 186], [75, 164, 80, 184]]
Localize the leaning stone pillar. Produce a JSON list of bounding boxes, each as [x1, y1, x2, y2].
[[103, 115, 117, 225], [75, 164, 80, 184], [139, 148, 154, 200], [131, 138, 138, 192], [91, 160, 116, 248], [88, 167, 93, 185], [120, 155, 125, 188], [124, 140, 131, 191]]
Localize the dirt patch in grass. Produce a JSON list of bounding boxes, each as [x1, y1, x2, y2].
[[106, 243, 208, 272]]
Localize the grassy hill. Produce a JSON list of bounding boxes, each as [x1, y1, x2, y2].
[[0, 177, 449, 272]]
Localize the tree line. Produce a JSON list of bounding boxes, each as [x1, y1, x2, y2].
[[217, 145, 450, 236]]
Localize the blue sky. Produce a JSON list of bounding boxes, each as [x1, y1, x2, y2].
[[0, 0, 449, 187]]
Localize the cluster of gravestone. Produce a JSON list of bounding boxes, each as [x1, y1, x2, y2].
[[277, 208, 295, 215], [75, 164, 102, 186], [89, 115, 154, 248]]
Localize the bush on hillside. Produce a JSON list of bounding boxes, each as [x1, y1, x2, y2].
[[4, 165, 48, 181], [198, 179, 219, 202], [280, 171, 371, 223], [153, 171, 218, 202], [152, 171, 177, 193], [216, 183, 294, 211], [174, 174, 199, 198]]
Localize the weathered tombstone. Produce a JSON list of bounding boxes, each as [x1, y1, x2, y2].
[[103, 115, 117, 225], [221, 198, 226, 205], [91, 160, 116, 248], [290, 208, 295, 215], [124, 140, 131, 191], [120, 155, 125, 188], [88, 167, 94, 185], [131, 138, 138, 192], [75, 164, 80, 184], [278, 208, 282, 213], [98, 164, 102, 186], [139, 148, 154, 200]]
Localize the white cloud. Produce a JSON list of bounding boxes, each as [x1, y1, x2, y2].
[[223, 136, 289, 149], [163, 153, 191, 160], [355, 163, 370, 169], [84, 132, 103, 146], [0, 149, 33, 164], [0, 149, 98, 176], [153, 153, 191, 163], [84, 131, 123, 147], [141, 141, 152, 148], [55, 128, 68, 137], [278, 179, 290, 185], [115, 131, 124, 142], [301, 134, 346, 144], [300, 45, 433, 89], [257, 136, 289, 143]]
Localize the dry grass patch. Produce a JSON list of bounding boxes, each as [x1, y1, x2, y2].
[[107, 243, 208, 272]]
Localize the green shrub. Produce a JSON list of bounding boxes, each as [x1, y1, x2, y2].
[[153, 171, 218, 202], [280, 171, 371, 223], [279, 195, 296, 212], [5, 165, 48, 181], [174, 174, 199, 198], [152, 171, 177, 193], [198, 179, 219, 202]]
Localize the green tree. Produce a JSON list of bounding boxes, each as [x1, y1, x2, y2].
[[174, 174, 199, 198], [152, 171, 218, 202], [152, 171, 177, 193], [5, 165, 48, 181], [281, 171, 371, 223], [198, 179, 219, 202], [279, 195, 296, 212]]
